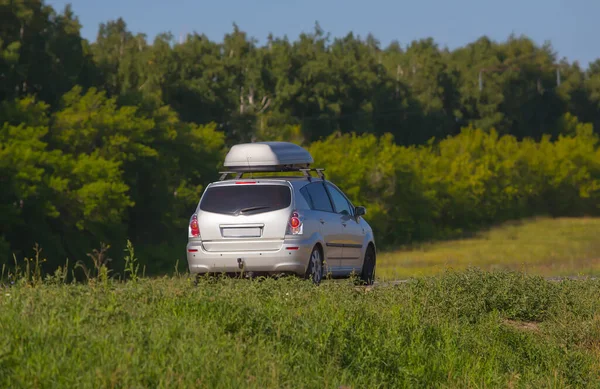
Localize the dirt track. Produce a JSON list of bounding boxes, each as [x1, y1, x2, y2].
[[373, 275, 598, 287]]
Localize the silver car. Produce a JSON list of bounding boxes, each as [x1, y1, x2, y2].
[[186, 142, 376, 285]]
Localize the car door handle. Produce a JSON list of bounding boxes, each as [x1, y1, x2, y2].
[[342, 222, 347, 227], [319, 219, 325, 224]]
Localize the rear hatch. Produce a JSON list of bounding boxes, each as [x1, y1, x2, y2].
[[195, 180, 293, 252]]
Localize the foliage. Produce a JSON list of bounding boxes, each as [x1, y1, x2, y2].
[[309, 133, 435, 244], [310, 122, 600, 248], [0, 86, 225, 271]]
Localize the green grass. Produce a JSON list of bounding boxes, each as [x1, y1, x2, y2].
[[2, 217, 600, 388], [377, 217, 600, 280], [2, 269, 600, 388]]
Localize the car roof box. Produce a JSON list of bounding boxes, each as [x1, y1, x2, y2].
[[223, 142, 314, 172]]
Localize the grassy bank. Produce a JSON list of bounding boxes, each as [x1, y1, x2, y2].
[[377, 217, 600, 280], [1, 269, 600, 388]]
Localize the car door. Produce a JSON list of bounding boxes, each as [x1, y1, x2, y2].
[[300, 182, 344, 269], [325, 182, 365, 273]]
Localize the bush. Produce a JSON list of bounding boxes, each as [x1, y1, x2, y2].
[[310, 118, 600, 247]]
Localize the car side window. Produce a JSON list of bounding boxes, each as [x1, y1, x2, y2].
[[299, 186, 313, 209], [302, 183, 334, 213], [326, 183, 353, 216]]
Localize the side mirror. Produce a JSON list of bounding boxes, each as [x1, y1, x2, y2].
[[355, 206, 366, 218]]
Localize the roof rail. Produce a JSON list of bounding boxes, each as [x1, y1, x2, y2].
[[218, 171, 243, 181], [299, 168, 325, 181], [218, 167, 325, 181]]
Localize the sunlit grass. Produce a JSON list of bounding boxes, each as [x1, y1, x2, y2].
[[1, 269, 600, 388], [377, 217, 600, 280]]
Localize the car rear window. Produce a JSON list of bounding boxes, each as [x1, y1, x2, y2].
[[199, 184, 292, 215]]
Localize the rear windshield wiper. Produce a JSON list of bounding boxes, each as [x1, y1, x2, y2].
[[237, 205, 272, 214]]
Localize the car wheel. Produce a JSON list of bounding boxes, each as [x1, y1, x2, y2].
[[305, 245, 324, 285], [360, 245, 376, 285]]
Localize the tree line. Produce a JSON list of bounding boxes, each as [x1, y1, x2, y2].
[[310, 122, 599, 247], [1, 0, 599, 272]]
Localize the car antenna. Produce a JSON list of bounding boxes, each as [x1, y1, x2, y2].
[[246, 156, 253, 179]]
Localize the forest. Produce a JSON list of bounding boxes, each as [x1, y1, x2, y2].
[[1, 0, 599, 272]]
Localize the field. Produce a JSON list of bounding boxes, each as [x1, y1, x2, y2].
[[1, 269, 600, 388], [2, 217, 600, 388], [377, 217, 600, 280]]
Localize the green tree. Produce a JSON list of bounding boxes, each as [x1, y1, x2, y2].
[[0, 95, 131, 263], [0, 1, 97, 106]]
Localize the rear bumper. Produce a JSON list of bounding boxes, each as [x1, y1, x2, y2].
[[186, 237, 316, 276]]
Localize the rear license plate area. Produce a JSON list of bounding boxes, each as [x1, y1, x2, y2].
[[221, 227, 262, 238]]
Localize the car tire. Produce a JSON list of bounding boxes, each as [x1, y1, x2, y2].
[[360, 245, 376, 285], [305, 245, 324, 285]]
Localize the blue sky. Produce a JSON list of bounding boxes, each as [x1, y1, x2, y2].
[[47, 0, 599, 68]]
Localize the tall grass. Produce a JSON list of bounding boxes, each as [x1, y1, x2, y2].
[[2, 237, 600, 387], [1, 263, 600, 388]]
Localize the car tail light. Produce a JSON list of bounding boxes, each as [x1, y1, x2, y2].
[[287, 210, 303, 235], [189, 214, 200, 237]]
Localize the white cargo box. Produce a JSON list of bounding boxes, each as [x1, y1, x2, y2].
[[223, 142, 314, 172]]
